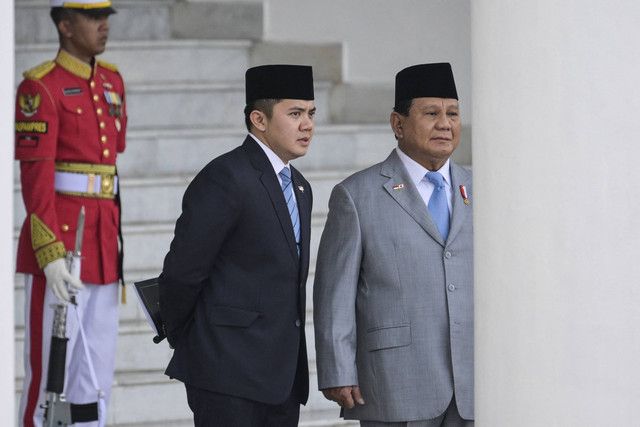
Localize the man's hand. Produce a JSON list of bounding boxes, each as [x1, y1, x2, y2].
[[43, 258, 85, 303], [321, 386, 365, 409]]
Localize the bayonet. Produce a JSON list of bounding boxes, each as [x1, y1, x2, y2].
[[73, 206, 85, 258], [43, 205, 98, 426], [66, 206, 85, 301]]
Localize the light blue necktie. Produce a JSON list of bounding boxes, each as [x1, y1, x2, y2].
[[426, 171, 450, 241], [279, 167, 301, 254]]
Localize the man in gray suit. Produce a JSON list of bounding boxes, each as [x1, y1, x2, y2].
[[313, 63, 473, 426]]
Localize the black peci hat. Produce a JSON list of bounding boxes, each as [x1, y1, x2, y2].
[[395, 63, 458, 106], [245, 65, 314, 104]]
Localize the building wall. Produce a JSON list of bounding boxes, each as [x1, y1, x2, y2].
[[2, 1, 15, 424], [264, 0, 471, 123], [473, 1, 640, 424]]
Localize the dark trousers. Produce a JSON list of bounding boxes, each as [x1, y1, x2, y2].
[[185, 384, 301, 427]]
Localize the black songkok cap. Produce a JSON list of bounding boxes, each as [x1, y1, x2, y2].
[[395, 63, 458, 106], [245, 65, 314, 104]]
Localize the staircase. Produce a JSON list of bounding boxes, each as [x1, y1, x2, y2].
[[13, 0, 396, 425]]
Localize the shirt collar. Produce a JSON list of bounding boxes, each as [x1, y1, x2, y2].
[[395, 147, 451, 187], [249, 133, 288, 175]]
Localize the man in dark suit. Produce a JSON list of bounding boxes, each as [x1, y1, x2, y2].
[[159, 64, 316, 427]]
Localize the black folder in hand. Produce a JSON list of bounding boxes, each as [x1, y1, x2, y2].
[[132, 277, 166, 343]]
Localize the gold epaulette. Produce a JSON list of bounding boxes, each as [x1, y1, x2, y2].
[[97, 59, 119, 72], [23, 61, 56, 80]]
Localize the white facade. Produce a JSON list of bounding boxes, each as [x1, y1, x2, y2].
[[264, 0, 472, 142], [2, 1, 15, 424], [473, 1, 640, 424]]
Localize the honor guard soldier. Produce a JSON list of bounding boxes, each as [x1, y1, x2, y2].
[[15, 1, 126, 426]]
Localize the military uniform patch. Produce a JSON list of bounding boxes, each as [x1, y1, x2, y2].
[[63, 87, 83, 96], [17, 136, 39, 147], [30, 214, 57, 250], [19, 92, 42, 117], [16, 121, 48, 134]]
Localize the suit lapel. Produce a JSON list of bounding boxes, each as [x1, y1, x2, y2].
[[243, 137, 300, 265], [381, 150, 445, 245], [447, 163, 472, 244]]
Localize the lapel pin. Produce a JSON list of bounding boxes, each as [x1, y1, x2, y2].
[[459, 185, 470, 205], [298, 186, 304, 193], [392, 184, 404, 190]]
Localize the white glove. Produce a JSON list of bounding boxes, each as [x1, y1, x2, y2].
[[43, 258, 85, 303]]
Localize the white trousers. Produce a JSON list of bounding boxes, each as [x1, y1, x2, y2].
[[19, 274, 119, 427]]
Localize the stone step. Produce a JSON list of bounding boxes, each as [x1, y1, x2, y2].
[[107, 372, 351, 426], [11, 125, 396, 300], [14, 267, 320, 328], [119, 124, 393, 177], [15, 39, 343, 91], [14, 308, 352, 426], [12, 124, 395, 226], [15, 0, 266, 44], [126, 80, 330, 130], [117, 168, 348, 224], [15, 0, 174, 45], [15, 40, 251, 86], [14, 302, 319, 377], [13, 191, 332, 280], [14, 223, 326, 280], [14, 211, 326, 279], [102, 359, 351, 426]]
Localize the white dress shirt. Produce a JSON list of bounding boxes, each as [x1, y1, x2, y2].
[[250, 133, 298, 209], [395, 147, 452, 217]]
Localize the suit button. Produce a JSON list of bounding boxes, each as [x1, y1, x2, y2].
[[103, 149, 110, 158], [61, 224, 69, 232], [448, 284, 455, 291], [93, 94, 99, 102], [295, 319, 301, 327], [445, 251, 452, 259]]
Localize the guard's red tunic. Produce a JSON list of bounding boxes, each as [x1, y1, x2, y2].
[[15, 49, 127, 285]]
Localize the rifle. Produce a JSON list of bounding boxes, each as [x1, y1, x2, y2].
[[42, 207, 99, 426]]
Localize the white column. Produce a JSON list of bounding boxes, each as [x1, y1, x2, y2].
[[473, 1, 640, 425], [1, 0, 15, 423]]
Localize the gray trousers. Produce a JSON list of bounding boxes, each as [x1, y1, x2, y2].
[[360, 397, 473, 427]]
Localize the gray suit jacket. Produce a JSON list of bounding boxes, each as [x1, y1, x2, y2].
[[313, 149, 473, 422]]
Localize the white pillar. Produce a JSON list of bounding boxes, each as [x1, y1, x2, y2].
[[473, 1, 640, 425], [1, 0, 15, 423]]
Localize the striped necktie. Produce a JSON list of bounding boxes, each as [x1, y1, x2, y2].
[[279, 167, 300, 254]]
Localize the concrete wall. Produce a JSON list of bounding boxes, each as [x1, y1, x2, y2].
[[2, 1, 15, 424], [473, 1, 640, 424], [264, 0, 470, 84], [264, 0, 471, 123]]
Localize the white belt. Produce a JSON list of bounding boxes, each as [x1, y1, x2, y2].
[[54, 171, 118, 199]]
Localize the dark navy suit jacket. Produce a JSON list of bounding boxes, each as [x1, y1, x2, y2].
[[159, 136, 312, 405]]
